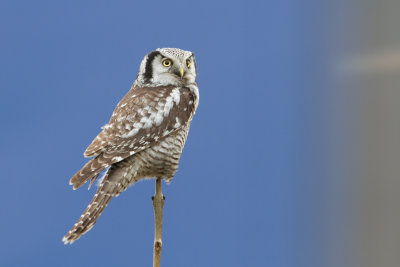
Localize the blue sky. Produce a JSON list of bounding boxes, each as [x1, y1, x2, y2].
[[0, 1, 353, 266]]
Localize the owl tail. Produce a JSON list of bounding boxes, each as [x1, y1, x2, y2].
[[63, 164, 133, 244]]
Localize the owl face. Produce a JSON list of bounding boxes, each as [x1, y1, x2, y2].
[[136, 48, 197, 87]]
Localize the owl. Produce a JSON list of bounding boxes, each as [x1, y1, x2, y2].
[[62, 48, 199, 244]]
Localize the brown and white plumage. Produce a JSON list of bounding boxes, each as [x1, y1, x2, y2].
[[63, 48, 199, 244]]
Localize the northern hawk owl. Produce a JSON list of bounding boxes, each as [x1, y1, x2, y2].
[[62, 48, 199, 244]]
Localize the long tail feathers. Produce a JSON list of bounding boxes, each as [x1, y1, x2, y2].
[[63, 163, 133, 244], [62, 186, 113, 244]]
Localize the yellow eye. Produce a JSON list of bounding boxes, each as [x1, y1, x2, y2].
[[186, 59, 191, 68], [162, 59, 172, 67]]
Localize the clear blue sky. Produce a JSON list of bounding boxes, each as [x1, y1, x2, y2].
[[0, 1, 353, 266]]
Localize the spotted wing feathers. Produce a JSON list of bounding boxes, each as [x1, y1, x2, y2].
[[70, 85, 196, 190], [69, 151, 133, 190]]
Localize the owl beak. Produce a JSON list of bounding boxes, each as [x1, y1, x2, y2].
[[179, 67, 185, 79]]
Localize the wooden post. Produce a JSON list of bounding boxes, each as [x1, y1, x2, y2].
[[152, 178, 164, 267]]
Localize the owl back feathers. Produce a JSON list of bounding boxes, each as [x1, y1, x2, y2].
[[70, 85, 197, 190]]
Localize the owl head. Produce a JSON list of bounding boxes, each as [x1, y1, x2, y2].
[[135, 48, 197, 87]]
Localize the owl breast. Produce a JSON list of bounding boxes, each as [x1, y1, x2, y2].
[[122, 123, 191, 182]]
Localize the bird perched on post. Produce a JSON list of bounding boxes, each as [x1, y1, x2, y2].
[[62, 48, 199, 244]]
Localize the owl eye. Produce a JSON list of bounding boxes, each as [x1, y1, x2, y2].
[[186, 59, 191, 68], [162, 59, 172, 67]]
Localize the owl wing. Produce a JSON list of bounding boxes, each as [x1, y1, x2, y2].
[[85, 85, 196, 160], [70, 85, 196, 190]]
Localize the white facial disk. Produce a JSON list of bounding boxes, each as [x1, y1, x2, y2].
[[135, 48, 197, 87]]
